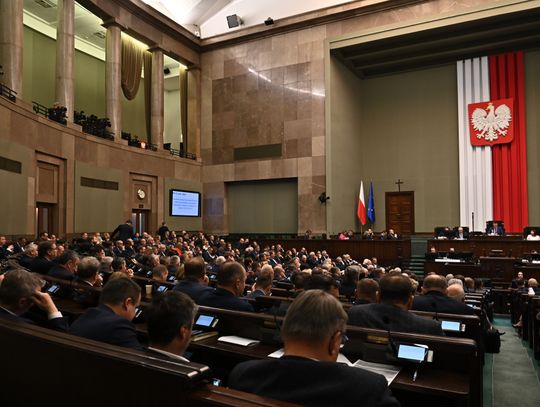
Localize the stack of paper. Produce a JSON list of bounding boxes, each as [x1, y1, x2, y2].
[[352, 360, 402, 384], [217, 335, 260, 347]]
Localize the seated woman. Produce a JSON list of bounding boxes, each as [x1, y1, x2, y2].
[[526, 229, 540, 241]]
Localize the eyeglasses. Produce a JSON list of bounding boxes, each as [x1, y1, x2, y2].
[[337, 330, 349, 348]]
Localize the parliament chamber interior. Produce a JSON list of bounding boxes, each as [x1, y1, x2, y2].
[[1, 0, 540, 405]]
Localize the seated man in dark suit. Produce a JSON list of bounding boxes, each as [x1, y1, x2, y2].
[[71, 256, 103, 307], [173, 257, 213, 303], [354, 278, 379, 305], [412, 274, 474, 315], [247, 270, 273, 299], [0, 269, 68, 331], [48, 250, 80, 281], [348, 274, 444, 336], [28, 241, 57, 274], [68, 277, 142, 350], [229, 290, 400, 407], [454, 227, 468, 240], [486, 221, 505, 236], [145, 291, 196, 362], [198, 261, 254, 312]]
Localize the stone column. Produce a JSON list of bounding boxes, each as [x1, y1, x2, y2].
[[187, 66, 201, 159], [104, 21, 122, 138], [150, 47, 164, 149], [0, 0, 24, 96], [55, 0, 75, 122]]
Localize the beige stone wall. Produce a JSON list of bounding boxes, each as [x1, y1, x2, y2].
[[200, 0, 504, 234], [74, 161, 124, 233], [0, 139, 33, 235], [0, 97, 201, 237], [201, 28, 327, 234]]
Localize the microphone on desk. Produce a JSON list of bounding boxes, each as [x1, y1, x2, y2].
[[431, 301, 439, 321], [382, 316, 397, 354]]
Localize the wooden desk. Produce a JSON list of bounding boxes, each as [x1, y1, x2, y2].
[[428, 238, 540, 258], [183, 306, 481, 407], [424, 257, 528, 282], [254, 238, 411, 265]]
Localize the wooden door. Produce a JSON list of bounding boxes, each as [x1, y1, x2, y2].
[[385, 191, 415, 235], [131, 210, 149, 235], [36, 203, 56, 237]]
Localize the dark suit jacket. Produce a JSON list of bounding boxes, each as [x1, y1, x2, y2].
[[173, 279, 214, 303], [247, 289, 266, 299], [347, 303, 444, 336], [486, 226, 505, 236], [48, 265, 74, 281], [68, 304, 142, 350], [28, 256, 55, 274], [412, 291, 475, 315], [111, 223, 134, 242], [229, 355, 400, 407], [198, 287, 254, 312], [0, 307, 68, 332]]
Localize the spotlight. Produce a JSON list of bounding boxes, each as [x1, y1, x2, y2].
[[226, 14, 242, 28], [264, 17, 274, 26], [163, 67, 171, 75]]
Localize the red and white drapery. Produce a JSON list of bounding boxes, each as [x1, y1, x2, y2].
[[457, 51, 528, 233]]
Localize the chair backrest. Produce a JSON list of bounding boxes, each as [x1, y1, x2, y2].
[[434, 226, 447, 237], [0, 317, 209, 403]]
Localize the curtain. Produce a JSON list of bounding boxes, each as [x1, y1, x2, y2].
[[489, 51, 528, 232], [456, 57, 493, 231], [121, 36, 144, 100], [143, 50, 152, 143]]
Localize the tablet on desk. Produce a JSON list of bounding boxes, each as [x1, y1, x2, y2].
[[441, 320, 465, 332], [396, 344, 433, 363], [194, 314, 218, 329]]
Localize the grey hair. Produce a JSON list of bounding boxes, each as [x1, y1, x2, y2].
[[77, 256, 100, 279], [447, 278, 463, 287], [0, 270, 43, 307], [282, 290, 347, 342], [24, 243, 38, 254]]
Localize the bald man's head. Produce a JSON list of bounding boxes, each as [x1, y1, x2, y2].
[[447, 284, 465, 302]]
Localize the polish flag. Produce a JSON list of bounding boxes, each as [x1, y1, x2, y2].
[[357, 181, 366, 225]]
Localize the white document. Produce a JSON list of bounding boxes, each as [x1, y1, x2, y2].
[[217, 335, 260, 347], [268, 348, 285, 358], [352, 360, 402, 384], [267, 348, 352, 365]]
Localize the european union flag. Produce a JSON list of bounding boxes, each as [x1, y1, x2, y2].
[[367, 182, 375, 223]]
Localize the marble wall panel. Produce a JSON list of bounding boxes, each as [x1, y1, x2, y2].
[[200, 0, 500, 233]]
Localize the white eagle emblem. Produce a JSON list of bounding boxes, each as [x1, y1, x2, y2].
[[470, 102, 512, 142]]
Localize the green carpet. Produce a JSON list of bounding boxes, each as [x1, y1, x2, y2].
[[485, 316, 540, 407]]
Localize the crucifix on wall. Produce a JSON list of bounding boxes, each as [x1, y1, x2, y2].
[[395, 179, 404, 192]]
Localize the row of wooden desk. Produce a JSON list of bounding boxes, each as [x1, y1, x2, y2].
[[424, 258, 540, 282], [510, 291, 540, 361], [427, 238, 540, 259], [253, 238, 411, 265], [37, 274, 485, 407]]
